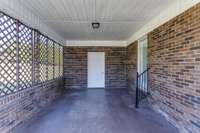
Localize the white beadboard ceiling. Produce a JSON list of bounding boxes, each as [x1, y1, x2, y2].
[[19, 0, 175, 42]]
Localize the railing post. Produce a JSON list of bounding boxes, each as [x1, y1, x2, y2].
[[135, 72, 139, 108]]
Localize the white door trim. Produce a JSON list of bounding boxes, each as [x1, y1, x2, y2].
[[87, 52, 105, 88]]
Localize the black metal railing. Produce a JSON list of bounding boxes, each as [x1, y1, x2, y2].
[[135, 67, 150, 108]]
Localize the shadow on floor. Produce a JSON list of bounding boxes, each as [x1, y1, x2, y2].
[[15, 89, 179, 133]]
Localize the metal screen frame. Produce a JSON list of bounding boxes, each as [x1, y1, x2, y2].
[[59, 45, 63, 77], [18, 22, 33, 90], [0, 11, 64, 97], [48, 39, 54, 80], [0, 12, 18, 96]]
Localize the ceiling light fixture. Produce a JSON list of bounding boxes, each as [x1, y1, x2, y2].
[[91, 0, 100, 30], [92, 22, 100, 29]]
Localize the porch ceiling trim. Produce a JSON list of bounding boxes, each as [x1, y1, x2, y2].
[[65, 40, 127, 47]]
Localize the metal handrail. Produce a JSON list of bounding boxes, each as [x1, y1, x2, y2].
[[138, 67, 150, 77], [135, 67, 150, 108]]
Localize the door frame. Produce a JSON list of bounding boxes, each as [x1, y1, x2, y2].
[[87, 52, 105, 88], [137, 36, 148, 89], [138, 35, 148, 74]]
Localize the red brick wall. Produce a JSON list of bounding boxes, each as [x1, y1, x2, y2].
[[0, 78, 64, 133], [64, 47, 127, 89], [126, 41, 138, 94], [148, 4, 200, 133]]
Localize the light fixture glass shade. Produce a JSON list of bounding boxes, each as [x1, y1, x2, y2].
[[92, 22, 100, 29]]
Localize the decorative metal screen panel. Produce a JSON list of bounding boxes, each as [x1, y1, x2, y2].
[[0, 13, 17, 96], [59, 46, 63, 77], [0, 11, 64, 97], [54, 43, 59, 78], [39, 34, 48, 82], [18, 23, 33, 89], [48, 39, 54, 80]]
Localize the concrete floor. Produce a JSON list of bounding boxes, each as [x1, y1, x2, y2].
[[15, 89, 179, 133]]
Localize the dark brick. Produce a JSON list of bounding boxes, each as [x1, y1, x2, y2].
[[195, 58, 200, 61], [63, 47, 127, 90], [185, 66, 195, 69], [190, 46, 200, 50]]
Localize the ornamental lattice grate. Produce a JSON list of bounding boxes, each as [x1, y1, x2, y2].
[[59, 46, 63, 77], [18, 23, 33, 90], [54, 43, 60, 78], [0, 11, 64, 97], [0, 13, 18, 96], [48, 39, 54, 80], [39, 34, 48, 82]]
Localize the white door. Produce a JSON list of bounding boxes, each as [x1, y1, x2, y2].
[[87, 52, 105, 88]]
